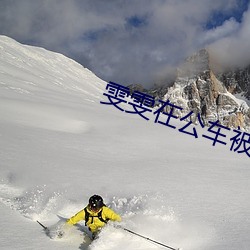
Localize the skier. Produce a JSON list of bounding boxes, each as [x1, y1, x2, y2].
[[66, 194, 121, 239]]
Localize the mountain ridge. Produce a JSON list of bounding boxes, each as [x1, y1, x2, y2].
[[128, 48, 250, 130]]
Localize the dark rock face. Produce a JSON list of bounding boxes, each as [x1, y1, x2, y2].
[[126, 83, 145, 95], [218, 66, 250, 100]]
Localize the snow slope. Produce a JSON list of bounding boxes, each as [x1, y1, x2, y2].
[[0, 36, 250, 250]]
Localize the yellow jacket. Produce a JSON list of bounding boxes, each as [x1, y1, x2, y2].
[[67, 206, 121, 233]]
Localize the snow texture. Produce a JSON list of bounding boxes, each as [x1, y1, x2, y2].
[[0, 36, 250, 250]]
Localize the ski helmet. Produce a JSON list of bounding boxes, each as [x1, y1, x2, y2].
[[89, 195, 104, 210]]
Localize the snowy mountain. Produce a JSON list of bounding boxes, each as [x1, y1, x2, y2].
[[217, 65, 250, 101], [162, 49, 250, 130], [136, 49, 250, 131], [0, 36, 250, 250]]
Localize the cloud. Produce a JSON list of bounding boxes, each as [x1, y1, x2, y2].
[[0, 0, 249, 87], [200, 18, 240, 45], [209, 4, 250, 69]]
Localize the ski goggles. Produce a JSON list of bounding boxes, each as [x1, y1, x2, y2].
[[89, 205, 101, 212]]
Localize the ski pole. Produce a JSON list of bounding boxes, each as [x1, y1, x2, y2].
[[122, 227, 180, 250], [37, 220, 48, 231]]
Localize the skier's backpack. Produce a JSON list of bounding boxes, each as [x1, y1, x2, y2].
[[84, 206, 109, 226]]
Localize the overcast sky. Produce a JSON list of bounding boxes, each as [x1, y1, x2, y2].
[[0, 0, 249, 87]]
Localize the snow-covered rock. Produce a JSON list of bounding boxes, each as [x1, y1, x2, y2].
[[160, 49, 250, 130]]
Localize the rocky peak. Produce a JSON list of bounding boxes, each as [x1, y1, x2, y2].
[[177, 48, 210, 79], [161, 49, 250, 130], [126, 48, 250, 130]]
